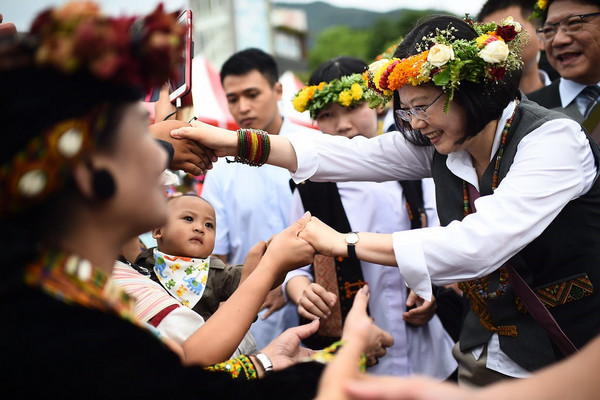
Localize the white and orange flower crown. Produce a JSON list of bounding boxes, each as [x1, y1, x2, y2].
[[365, 16, 526, 111]]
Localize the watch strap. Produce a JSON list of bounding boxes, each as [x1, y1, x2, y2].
[[254, 353, 273, 375], [346, 232, 359, 260], [347, 242, 357, 260]]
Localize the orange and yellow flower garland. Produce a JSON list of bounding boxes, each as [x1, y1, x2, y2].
[[292, 73, 371, 119]]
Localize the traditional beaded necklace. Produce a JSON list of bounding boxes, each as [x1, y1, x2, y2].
[[24, 250, 138, 323], [462, 100, 518, 216], [458, 100, 519, 336]]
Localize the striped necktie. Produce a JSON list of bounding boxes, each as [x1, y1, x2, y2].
[[582, 85, 600, 119]]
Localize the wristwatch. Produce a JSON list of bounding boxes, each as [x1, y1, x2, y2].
[[254, 353, 273, 375], [345, 232, 359, 260]]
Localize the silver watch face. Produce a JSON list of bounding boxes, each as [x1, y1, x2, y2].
[[346, 232, 359, 245]]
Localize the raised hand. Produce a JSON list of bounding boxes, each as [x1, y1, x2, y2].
[[263, 212, 316, 282], [315, 284, 375, 400], [296, 282, 338, 321]]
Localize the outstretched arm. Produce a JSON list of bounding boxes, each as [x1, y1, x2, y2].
[[299, 216, 398, 267], [170, 120, 299, 172], [179, 212, 315, 366]]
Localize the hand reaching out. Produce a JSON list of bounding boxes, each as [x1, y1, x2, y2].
[[171, 119, 238, 159], [403, 289, 437, 326], [298, 216, 345, 257], [262, 212, 316, 283], [149, 120, 215, 175], [260, 319, 320, 371], [316, 284, 375, 400]]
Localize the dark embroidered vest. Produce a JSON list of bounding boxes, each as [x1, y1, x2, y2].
[[432, 99, 600, 371]]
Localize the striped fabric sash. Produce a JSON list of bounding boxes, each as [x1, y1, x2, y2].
[[110, 262, 180, 322]]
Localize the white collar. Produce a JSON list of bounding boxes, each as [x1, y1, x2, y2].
[[446, 100, 518, 191], [558, 78, 599, 108]]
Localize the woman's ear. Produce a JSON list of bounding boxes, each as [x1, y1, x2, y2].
[[72, 160, 95, 200], [73, 157, 116, 201]]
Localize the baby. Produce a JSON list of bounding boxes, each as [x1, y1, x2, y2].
[[134, 194, 243, 321]]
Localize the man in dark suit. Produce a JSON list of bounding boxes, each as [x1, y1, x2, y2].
[[527, 0, 600, 137]]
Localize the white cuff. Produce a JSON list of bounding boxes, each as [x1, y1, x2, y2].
[[287, 133, 319, 184], [392, 230, 432, 301]]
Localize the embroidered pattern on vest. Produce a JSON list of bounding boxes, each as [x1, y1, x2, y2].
[[535, 274, 594, 309], [458, 266, 518, 337]]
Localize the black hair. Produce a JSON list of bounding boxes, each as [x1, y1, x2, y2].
[[308, 56, 367, 85], [219, 48, 279, 87], [477, 0, 538, 22], [167, 193, 214, 210], [392, 15, 522, 146], [307, 56, 368, 117], [542, 0, 600, 22]]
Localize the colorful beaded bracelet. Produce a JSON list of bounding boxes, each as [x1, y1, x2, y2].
[[233, 128, 270, 167]]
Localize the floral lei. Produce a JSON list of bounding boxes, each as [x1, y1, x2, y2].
[[0, 1, 185, 216], [292, 73, 376, 119], [365, 16, 526, 111]]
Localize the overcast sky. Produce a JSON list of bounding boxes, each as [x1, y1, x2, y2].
[[274, 0, 487, 15], [2, 0, 486, 32]]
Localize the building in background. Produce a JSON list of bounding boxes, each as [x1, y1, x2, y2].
[[189, 0, 307, 71], [271, 6, 308, 72]]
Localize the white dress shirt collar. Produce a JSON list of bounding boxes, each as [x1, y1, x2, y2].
[[446, 100, 518, 191]]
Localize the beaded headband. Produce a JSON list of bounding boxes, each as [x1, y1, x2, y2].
[[0, 1, 185, 216], [366, 16, 526, 111], [292, 73, 374, 119]]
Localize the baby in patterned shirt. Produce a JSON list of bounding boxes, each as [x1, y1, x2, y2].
[[135, 194, 244, 321]]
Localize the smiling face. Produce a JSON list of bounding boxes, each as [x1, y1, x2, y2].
[[315, 102, 378, 139], [397, 85, 468, 155], [223, 69, 283, 134], [543, 0, 600, 84], [153, 195, 216, 259]]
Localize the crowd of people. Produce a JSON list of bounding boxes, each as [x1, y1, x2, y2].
[[1, 0, 600, 398]]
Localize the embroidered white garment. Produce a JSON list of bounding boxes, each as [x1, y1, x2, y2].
[[153, 249, 209, 309]]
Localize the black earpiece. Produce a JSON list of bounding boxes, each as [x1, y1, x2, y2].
[[91, 169, 115, 200]]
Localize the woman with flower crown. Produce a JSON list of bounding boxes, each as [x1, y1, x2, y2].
[[173, 14, 600, 386], [0, 2, 384, 398], [285, 56, 456, 380]]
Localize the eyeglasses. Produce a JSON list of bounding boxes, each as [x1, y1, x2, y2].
[[395, 92, 444, 122], [536, 11, 600, 42]]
